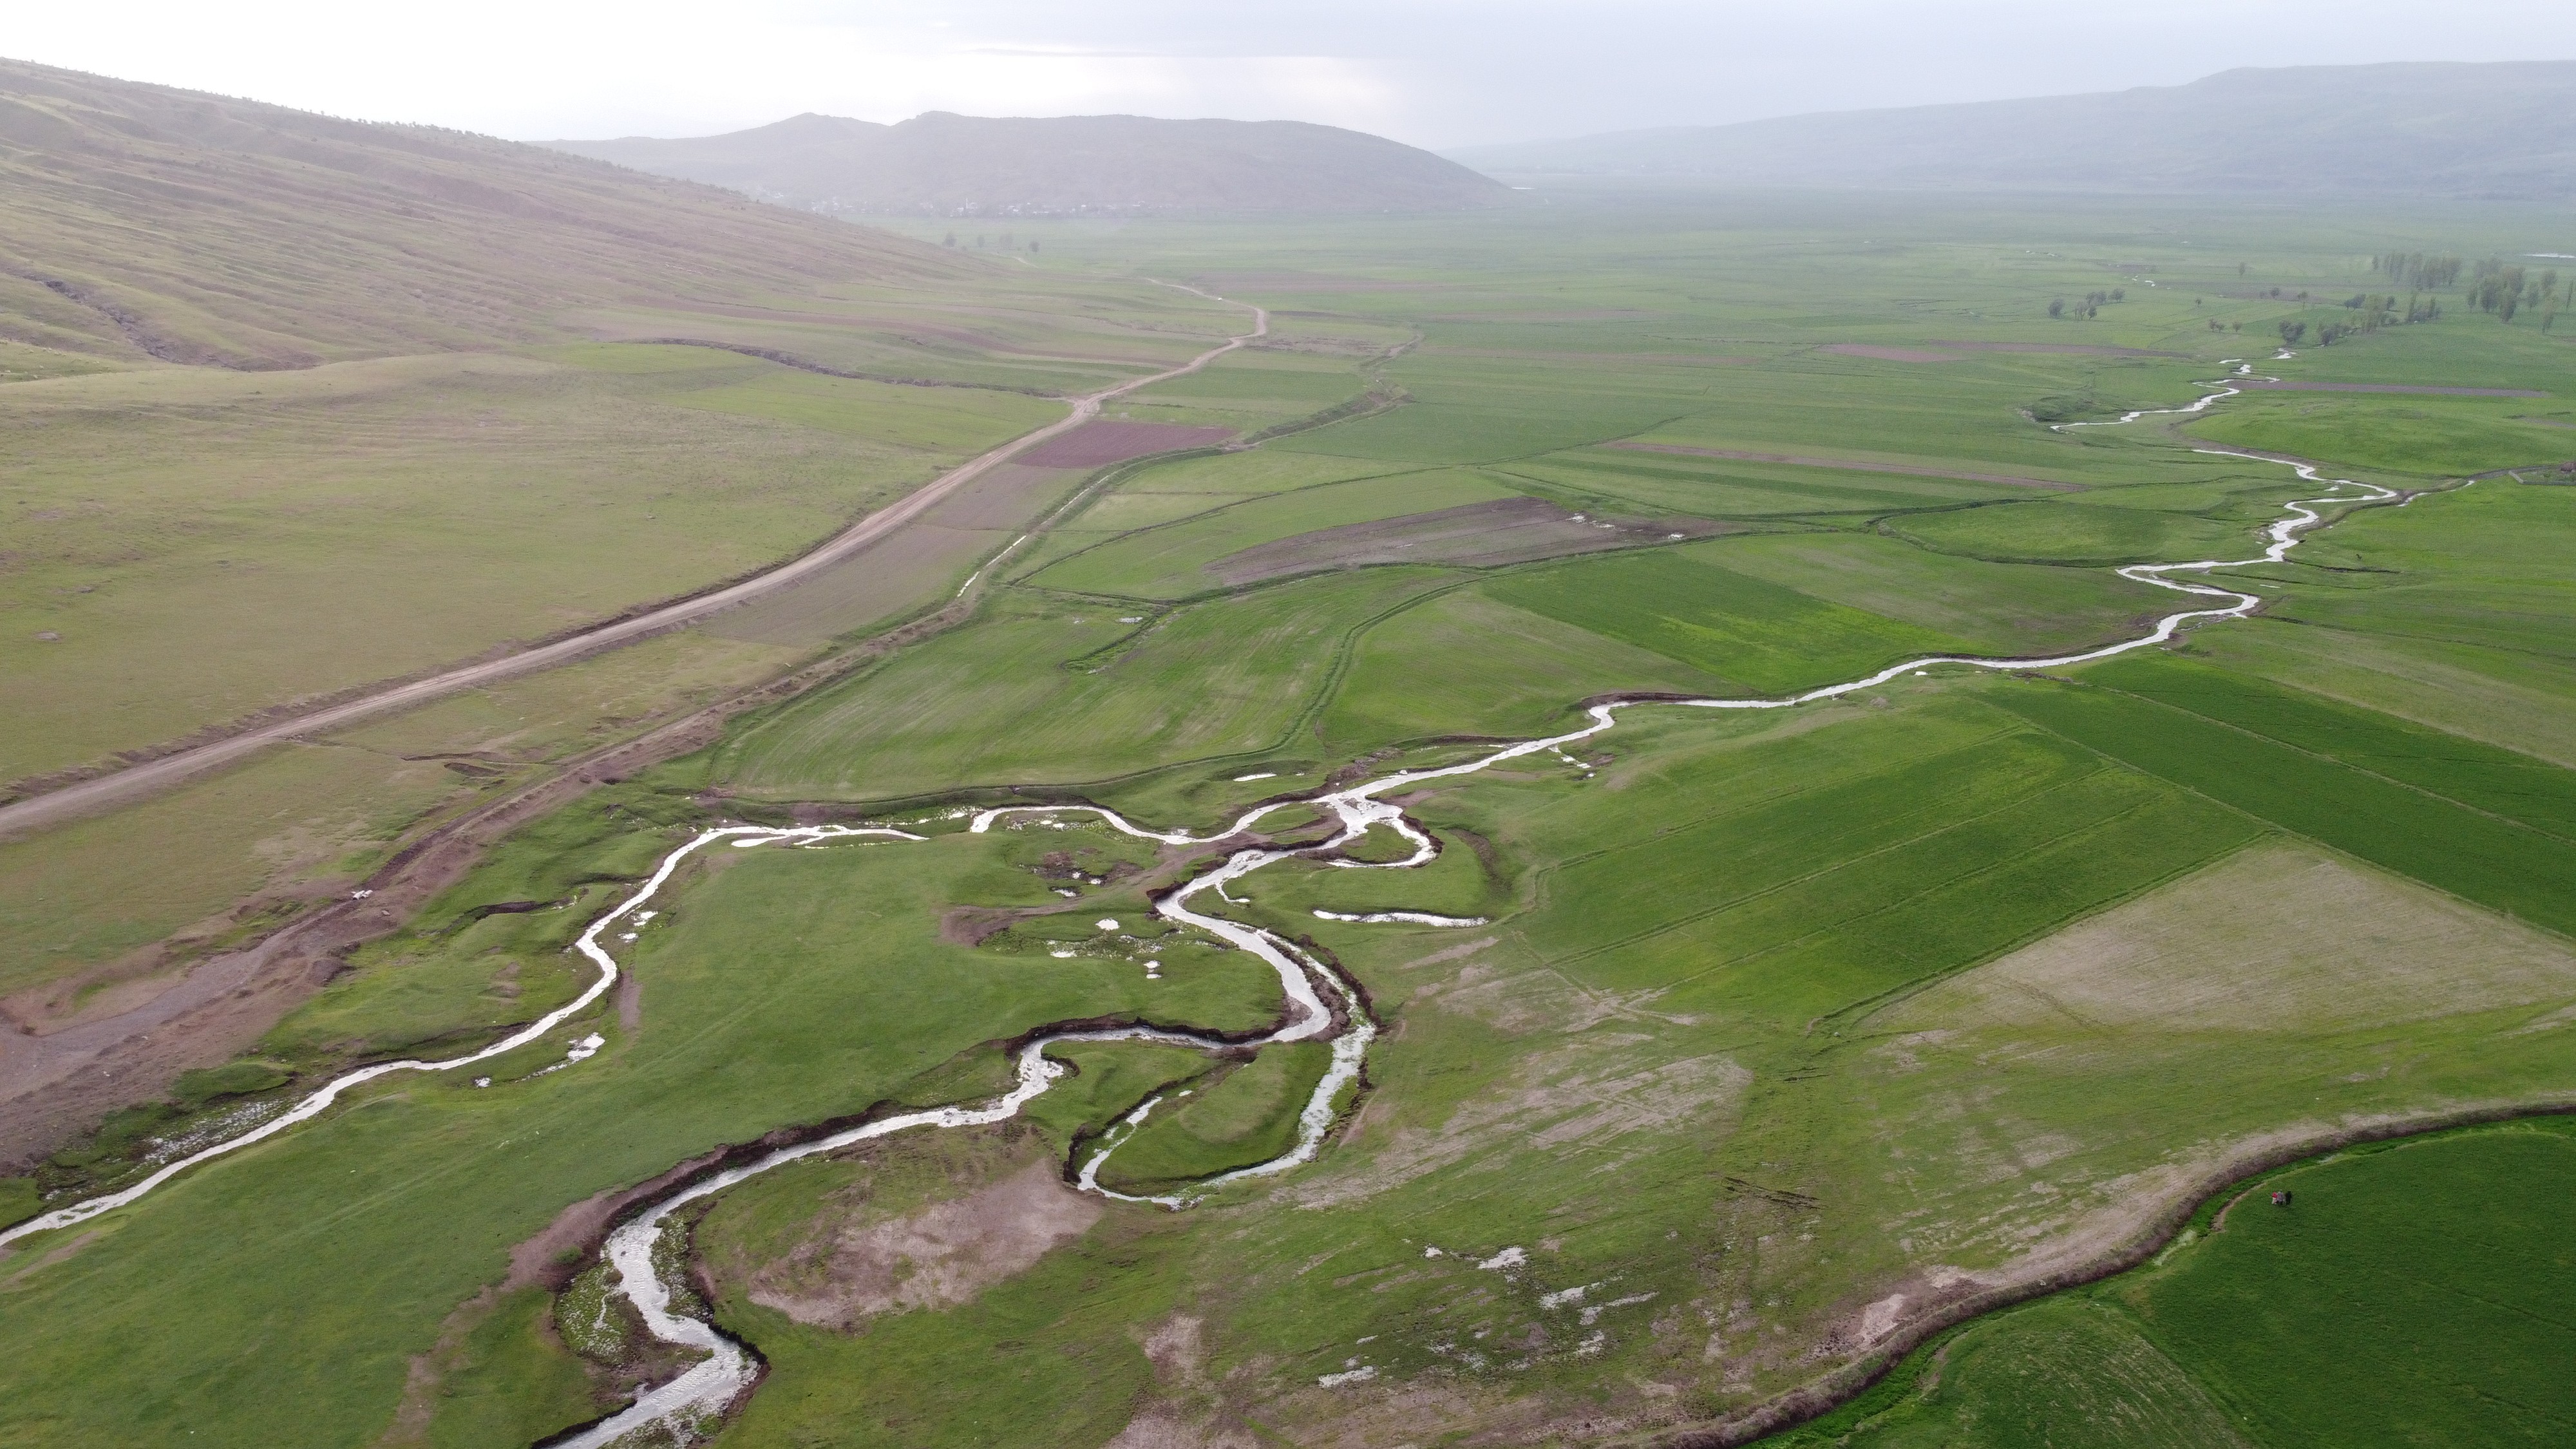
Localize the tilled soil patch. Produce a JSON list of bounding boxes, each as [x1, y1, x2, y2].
[[1015, 421, 1235, 468], [715, 1135, 1102, 1331]]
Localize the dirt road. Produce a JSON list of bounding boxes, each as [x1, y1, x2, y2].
[[0, 292, 1265, 840]]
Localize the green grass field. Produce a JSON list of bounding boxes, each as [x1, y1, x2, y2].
[[5, 185, 2574, 1449], [1772, 1119, 2576, 1447]]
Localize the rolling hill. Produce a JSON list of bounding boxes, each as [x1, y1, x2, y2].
[[0, 59, 967, 369], [1448, 61, 2576, 198], [547, 111, 1513, 216]]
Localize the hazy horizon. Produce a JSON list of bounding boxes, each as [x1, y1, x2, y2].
[[12, 1, 2576, 151]]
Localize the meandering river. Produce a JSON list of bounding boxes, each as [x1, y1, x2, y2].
[[1, 355, 2404, 1447]]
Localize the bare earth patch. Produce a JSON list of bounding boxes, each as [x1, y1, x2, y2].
[[1102, 1313, 1271, 1449], [1902, 842, 2576, 1034], [1203, 498, 1731, 587], [374, 1286, 502, 1446], [1105, 1416, 1261, 1449], [1297, 1010, 1748, 1209], [507, 1146, 734, 1291], [742, 1156, 1101, 1327], [1602, 441, 2080, 491], [1417, 947, 1666, 1036], [1016, 421, 1236, 468]]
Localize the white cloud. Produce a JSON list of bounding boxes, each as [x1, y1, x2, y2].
[[10, 0, 2575, 147], [6, 1, 1401, 139]]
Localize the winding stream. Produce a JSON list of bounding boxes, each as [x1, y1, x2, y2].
[[1, 353, 2408, 1446]]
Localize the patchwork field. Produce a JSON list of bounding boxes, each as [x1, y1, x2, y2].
[[4, 185, 2573, 1449]]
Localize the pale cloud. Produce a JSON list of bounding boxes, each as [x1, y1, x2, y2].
[[6, 1, 1401, 139], [8, 0, 2573, 147]]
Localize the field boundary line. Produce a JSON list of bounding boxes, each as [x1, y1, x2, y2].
[[1987, 688, 2576, 947], [1612, 789, 2164, 993], [2080, 677, 2576, 847], [1818, 831, 2270, 1041], [1549, 751, 2112, 967]]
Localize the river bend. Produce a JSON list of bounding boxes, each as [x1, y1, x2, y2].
[[0, 354, 2403, 1447]]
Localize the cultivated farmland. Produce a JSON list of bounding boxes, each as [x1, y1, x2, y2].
[[3, 170, 2571, 1449]]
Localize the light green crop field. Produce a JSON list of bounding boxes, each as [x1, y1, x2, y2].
[[5, 188, 2573, 1449]]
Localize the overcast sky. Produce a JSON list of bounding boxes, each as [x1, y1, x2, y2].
[[12, 1, 2576, 149]]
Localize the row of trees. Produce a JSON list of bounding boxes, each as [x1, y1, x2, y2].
[[2362, 251, 2563, 330], [2371, 252, 2464, 290], [2043, 249, 2562, 337], [2340, 293, 2429, 321], [2047, 287, 2126, 319], [2275, 292, 2445, 346], [2278, 319, 2365, 346], [2465, 260, 2559, 328]]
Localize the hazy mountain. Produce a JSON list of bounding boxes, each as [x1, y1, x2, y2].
[[1448, 61, 2576, 198], [0, 60, 961, 370], [548, 111, 1511, 216]]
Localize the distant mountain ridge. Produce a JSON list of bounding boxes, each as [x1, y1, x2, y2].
[[548, 111, 1511, 216], [1447, 61, 2576, 199]]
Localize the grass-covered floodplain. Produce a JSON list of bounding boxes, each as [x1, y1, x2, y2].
[[1093, 1040, 1332, 1193], [1769, 1119, 2576, 1447], [2188, 392, 2576, 477], [0, 829, 1284, 1448], [6, 189, 2576, 1449]]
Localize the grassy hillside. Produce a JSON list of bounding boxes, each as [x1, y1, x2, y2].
[[0, 59, 981, 368], [549, 111, 1513, 216], [1449, 61, 2576, 199]]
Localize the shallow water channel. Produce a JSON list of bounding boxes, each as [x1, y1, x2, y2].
[[0, 357, 2407, 1446]]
